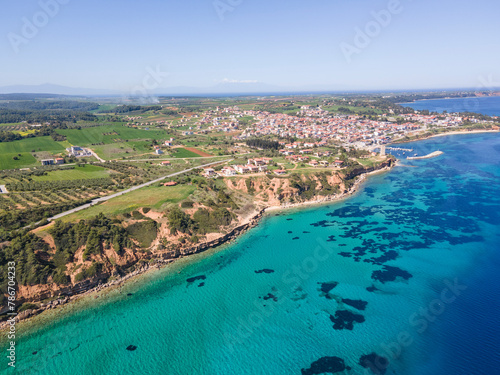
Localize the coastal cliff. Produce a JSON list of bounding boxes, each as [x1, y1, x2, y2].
[[1, 159, 394, 325]]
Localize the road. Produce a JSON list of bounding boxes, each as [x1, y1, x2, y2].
[[89, 149, 106, 163], [46, 159, 232, 222], [117, 153, 249, 163]]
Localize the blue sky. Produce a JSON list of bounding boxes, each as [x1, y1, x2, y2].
[[1, 0, 499, 92]]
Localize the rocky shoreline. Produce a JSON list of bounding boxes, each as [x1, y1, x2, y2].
[[0, 161, 394, 330], [0, 208, 267, 330]]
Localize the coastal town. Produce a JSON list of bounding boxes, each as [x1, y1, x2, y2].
[[126, 101, 500, 152]]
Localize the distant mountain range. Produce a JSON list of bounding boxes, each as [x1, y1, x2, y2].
[[0, 83, 120, 96], [0, 83, 495, 98], [0, 82, 289, 97]]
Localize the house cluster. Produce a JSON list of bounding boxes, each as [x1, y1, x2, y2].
[[203, 158, 273, 177], [66, 146, 92, 157], [41, 158, 65, 166]]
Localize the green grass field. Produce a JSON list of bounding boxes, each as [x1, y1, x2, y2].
[[63, 184, 196, 221], [0, 136, 65, 154], [92, 141, 152, 160], [0, 153, 37, 170], [31, 165, 110, 181], [171, 148, 202, 158], [56, 124, 166, 146]]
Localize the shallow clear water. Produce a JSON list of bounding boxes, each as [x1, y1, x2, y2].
[[3, 133, 500, 375]]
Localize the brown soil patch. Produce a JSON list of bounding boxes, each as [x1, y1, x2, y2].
[[183, 147, 212, 157]]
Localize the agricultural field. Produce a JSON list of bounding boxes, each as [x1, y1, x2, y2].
[[0, 136, 65, 153], [31, 165, 111, 181], [0, 136, 66, 170], [55, 124, 167, 145], [0, 152, 37, 170], [63, 183, 197, 221], [92, 141, 153, 160]]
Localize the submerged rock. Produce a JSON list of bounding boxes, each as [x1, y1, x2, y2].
[[342, 298, 368, 311], [186, 275, 206, 283], [371, 266, 412, 283], [359, 352, 389, 374], [329, 310, 365, 330], [318, 281, 338, 294], [255, 269, 275, 274], [301, 356, 351, 375], [126, 345, 137, 351], [263, 293, 278, 302]]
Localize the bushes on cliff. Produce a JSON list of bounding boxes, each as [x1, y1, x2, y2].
[[211, 207, 233, 226], [0, 232, 54, 289], [50, 213, 133, 262], [192, 207, 233, 234], [126, 220, 158, 247], [215, 191, 238, 209], [290, 176, 317, 200], [75, 262, 103, 282], [181, 200, 194, 208], [167, 207, 195, 235]]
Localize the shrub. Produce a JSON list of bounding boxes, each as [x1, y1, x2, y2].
[[167, 207, 194, 235], [18, 303, 38, 312], [126, 220, 158, 247], [181, 200, 194, 208], [132, 210, 144, 220]]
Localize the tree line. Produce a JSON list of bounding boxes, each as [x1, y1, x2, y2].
[[246, 138, 280, 150]]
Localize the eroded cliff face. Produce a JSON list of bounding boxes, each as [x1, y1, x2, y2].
[[18, 205, 262, 307], [224, 171, 347, 207], [16, 162, 390, 310], [341, 158, 394, 180]]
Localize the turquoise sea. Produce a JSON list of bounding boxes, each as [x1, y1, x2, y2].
[[400, 96, 500, 116], [2, 133, 500, 374]]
